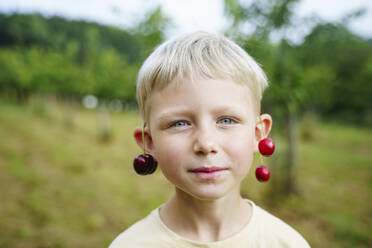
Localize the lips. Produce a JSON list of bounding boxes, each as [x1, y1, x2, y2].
[[189, 166, 226, 173], [188, 166, 228, 180]]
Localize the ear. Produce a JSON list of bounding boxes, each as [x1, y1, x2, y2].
[[133, 126, 155, 155], [254, 113, 273, 153]]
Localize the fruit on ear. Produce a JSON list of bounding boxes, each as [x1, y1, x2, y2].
[[258, 138, 275, 156], [255, 165, 270, 182], [133, 154, 158, 175]]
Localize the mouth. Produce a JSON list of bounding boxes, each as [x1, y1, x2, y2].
[[189, 166, 226, 173], [188, 166, 228, 180]]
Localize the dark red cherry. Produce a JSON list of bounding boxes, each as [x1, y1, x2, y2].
[[258, 138, 275, 156], [133, 154, 157, 175], [146, 156, 158, 174], [255, 165, 270, 182], [133, 154, 148, 175]]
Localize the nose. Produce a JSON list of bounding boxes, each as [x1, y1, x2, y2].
[[193, 125, 218, 155]]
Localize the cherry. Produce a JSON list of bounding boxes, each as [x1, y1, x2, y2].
[[133, 154, 157, 175], [146, 156, 158, 174], [255, 165, 270, 182], [258, 138, 275, 156]]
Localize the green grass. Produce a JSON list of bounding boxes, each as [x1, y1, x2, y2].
[[0, 99, 371, 247]]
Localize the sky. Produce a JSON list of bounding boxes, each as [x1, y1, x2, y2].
[[0, 0, 371, 41]]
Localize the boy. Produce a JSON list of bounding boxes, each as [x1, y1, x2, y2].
[[110, 31, 310, 247]]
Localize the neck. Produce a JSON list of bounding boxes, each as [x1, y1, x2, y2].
[[159, 188, 253, 242]]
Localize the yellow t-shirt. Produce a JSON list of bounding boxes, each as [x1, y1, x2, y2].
[[109, 200, 310, 247]]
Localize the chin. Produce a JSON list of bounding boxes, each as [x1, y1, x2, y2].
[[186, 186, 234, 201], [193, 194, 226, 201]]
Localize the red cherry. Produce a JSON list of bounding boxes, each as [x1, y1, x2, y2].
[[146, 156, 158, 174], [133, 154, 157, 175], [255, 165, 270, 182], [258, 138, 275, 156], [133, 154, 148, 175]]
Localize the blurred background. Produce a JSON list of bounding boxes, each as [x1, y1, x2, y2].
[[0, 0, 371, 247]]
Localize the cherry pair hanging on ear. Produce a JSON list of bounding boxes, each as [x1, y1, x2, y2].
[[255, 137, 275, 182], [133, 124, 157, 175]]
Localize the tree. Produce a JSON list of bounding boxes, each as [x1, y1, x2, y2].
[[224, 0, 372, 195], [224, 0, 305, 195], [131, 6, 171, 58], [299, 23, 372, 123]]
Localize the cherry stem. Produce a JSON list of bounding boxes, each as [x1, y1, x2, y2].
[[259, 115, 264, 165], [260, 154, 264, 165], [142, 123, 146, 155]]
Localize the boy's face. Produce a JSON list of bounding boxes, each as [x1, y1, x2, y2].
[[144, 78, 263, 200]]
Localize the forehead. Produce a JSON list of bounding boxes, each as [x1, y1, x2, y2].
[[147, 77, 254, 120]]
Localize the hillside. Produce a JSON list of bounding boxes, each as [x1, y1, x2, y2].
[[0, 99, 371, 247]]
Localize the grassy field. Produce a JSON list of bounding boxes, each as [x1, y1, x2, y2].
[[0, 99, 371, 248]]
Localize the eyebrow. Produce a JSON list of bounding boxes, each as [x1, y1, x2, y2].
[[211, 106, 244, 115], [156, 105, 247, 121], [156, 107, 194, 121]]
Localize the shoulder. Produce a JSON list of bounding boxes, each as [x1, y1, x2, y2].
[[254, 205, 311, 248], [109, 208, 166, 248]]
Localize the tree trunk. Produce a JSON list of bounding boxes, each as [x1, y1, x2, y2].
[[285, 111, 298, 195], [97, 104, 112, 143]]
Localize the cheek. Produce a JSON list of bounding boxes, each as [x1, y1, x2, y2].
[[153, 136, 186, 173], [224, 130, 255, 164]]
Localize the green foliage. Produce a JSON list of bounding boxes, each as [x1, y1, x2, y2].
[[224, 1, 372, 125], [224, 0, 300, 39], [224, 0, 372, 197], [0, 9, 171, 103], [0, 46, 138, 100], [0, 13, 142, 62], [0, 9, 171, 104], [299, 23, 372, 123], [132, 6, 171, 57]]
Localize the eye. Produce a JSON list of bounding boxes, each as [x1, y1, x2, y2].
[[169, 120, 189, 128], [217, 117, 235, 125]]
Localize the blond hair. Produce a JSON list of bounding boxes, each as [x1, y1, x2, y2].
[[136, 31, 269, 122]]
